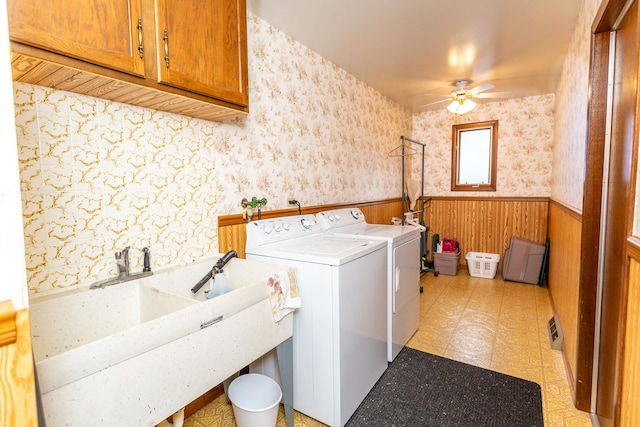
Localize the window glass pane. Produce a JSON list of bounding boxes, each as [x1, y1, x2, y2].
[[451, 120, 497, 192], [458, 128, 491, 184]]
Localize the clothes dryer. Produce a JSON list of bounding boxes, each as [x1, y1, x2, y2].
[[316, 207, 421, 362], [245, 214, 387, 427]]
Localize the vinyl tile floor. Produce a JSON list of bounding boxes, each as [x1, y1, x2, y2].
[[182, 272, 592, 427]]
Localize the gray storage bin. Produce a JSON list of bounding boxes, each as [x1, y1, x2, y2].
[[434, 249, 460, 276], [502, 237, 545, 284]]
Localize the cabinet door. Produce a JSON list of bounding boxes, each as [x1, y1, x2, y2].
[[8, 0, 145, 76], [155, 0, 248, 106]]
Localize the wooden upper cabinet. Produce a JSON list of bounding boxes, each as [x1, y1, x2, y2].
[[7, 0, 249, 120], [7, 0, 145, 76], [155, 0, 248, 106]]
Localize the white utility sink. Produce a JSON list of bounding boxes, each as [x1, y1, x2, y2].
[[31, 282, 197, 361], [29, 256, 295, 427]]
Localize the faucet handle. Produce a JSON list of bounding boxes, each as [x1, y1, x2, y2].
[[122, 246, 131, 262], [142, 247, 151, 272], [120, 246, 131, 276]]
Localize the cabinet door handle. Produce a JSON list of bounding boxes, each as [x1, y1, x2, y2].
[[137, 17, 143, 58], [163, 28, 169, 67]]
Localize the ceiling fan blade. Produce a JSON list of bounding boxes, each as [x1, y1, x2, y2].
[[476, 91, 511, 99], [419, 98, 452, 108], [419, 93, 451, 98], [468, 83, 495, 95]]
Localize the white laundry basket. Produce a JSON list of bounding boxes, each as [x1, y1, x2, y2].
[[466, 251, 500, 279], [227, 373, 282, 427]]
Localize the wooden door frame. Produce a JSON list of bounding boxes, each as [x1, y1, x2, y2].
[[577, 0, 636, 413]]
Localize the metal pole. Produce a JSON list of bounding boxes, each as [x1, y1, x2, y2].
[[401, 136, 406, 225], [402, 136, 426, 147], [421, 143, 425, 223]]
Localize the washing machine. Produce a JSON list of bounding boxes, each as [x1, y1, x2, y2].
[[245, 214, 387, 427], [316, 207, 421, 362]]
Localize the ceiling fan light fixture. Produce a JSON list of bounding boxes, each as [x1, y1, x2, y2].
[[447, 98, 476, 115]]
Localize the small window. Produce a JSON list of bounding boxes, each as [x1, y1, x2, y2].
[[451, 120, 498, 191]]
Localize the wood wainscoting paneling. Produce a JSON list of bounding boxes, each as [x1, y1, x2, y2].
[[621, 238, 640, 426], [221, 196, 549, 264], [218, 198, 404, 257], [423, 197, 549, 269], [0, 308, 38, 426], [218, 223, 248, 258], [547, 199, 582, 394]]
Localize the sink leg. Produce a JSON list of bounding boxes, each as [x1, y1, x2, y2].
[[222, 372, 239, 404], [276, 337, 294, 427]]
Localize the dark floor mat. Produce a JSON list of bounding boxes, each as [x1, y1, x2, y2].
[[346, 347, 543, 427]]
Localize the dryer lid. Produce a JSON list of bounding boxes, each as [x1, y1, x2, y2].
[[246, 233, 386, 265]]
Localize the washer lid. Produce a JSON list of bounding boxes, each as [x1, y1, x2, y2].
[[246, 233, 386, 265]]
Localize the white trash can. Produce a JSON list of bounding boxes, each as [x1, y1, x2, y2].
[[227, 373, 282, 427]]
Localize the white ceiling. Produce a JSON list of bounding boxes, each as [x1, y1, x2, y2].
[[246, 0, 584, 113]]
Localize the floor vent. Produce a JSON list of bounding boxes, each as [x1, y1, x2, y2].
[[548, 314, 563, 350]]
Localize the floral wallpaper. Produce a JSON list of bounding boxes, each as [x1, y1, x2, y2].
[[15, 5, 594, 294], [14, 13, 411, 294], [412, 94, 555, 196], [551, 0, 602, 212]]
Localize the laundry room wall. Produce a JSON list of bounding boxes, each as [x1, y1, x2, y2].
[[412, 94, 555, 198], [545, 0, 601, 393], [552, 0, 601, 214], [410, 95, 554, 270], [13, 13, 412, 294]]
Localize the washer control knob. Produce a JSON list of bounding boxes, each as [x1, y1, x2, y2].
[[328, 215, 335, 221], [350, 209, 360, 220], [274, 225, 282, 232], [301, 218, 311, 229], [335, 214, 341, 221], [263, 226, 273, 234], [283, 223, 290, 231]]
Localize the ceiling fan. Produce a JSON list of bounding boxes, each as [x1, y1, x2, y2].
[[420, 79, 508, 114]]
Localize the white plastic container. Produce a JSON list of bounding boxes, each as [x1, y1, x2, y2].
[[466, 252, 500, 279], [227, 373, 282, 427]]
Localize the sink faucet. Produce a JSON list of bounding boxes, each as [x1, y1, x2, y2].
[[116, 246, 131, 277], [90, 246, 153, 289]]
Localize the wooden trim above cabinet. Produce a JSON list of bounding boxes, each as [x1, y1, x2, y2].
[[0, 300, 17, 347], [10, 43, 248, 122]]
